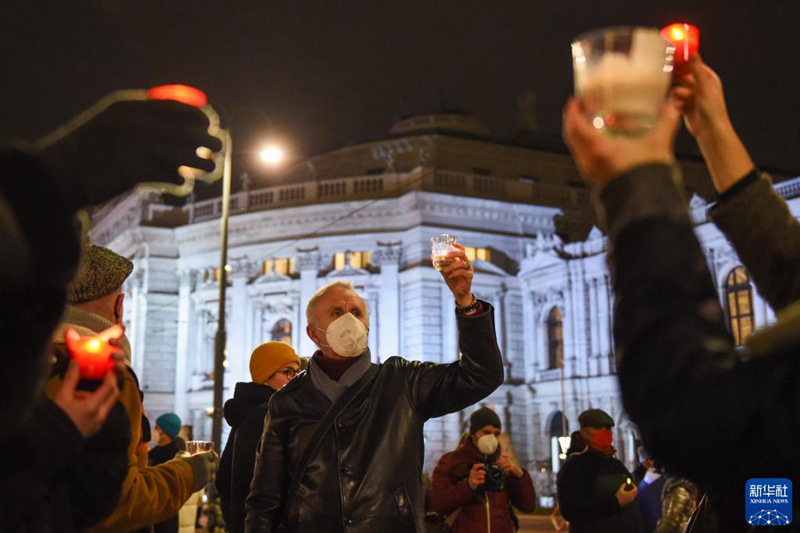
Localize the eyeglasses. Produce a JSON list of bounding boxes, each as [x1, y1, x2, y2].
[[275, 367, 298, 379]]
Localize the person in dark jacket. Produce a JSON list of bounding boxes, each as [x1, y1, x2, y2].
[[556, 409, 641, 533], [150, 413, 183, 467], [635, 450, 665, 533], [147, 412, 185, 533], [562, 53, 800, 532], [430, 407, 536, 533], [217, 341, 301, 533], [0, 94, 222, 533], [246, 246, 505, 533]]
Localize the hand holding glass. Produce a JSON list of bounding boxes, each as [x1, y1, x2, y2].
[[572, 26, 674, 136], [186, 440, 213, 455], [431, 234, 458, 271]]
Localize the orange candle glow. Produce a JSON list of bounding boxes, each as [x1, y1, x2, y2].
[[661, 23, 700, 64], [65, 325, 123, 380], [147, 84, 208, 108]]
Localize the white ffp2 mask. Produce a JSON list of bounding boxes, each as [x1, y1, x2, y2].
[[315, 313, 368, 358], [477, 434, 499, 455]]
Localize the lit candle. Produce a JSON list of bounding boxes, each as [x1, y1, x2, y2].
[[660, 23, 700, 65], [65, 325, 123, 380], [147, 84, 208, 108]]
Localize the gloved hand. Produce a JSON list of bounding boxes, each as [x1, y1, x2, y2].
[[176, 451, 219, 492], [35, 97, 223, 208]]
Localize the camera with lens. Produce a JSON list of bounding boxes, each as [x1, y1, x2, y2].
[[481, 463, 505, 492]]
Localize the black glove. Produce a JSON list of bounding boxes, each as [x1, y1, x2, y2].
[[36, 97, 223, 208]]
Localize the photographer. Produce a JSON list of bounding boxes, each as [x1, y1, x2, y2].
[[431, 407, 535, 533]]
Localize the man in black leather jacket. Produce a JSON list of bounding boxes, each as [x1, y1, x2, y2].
[[246, 244, 505, 533], [563, 54, 800, 532]]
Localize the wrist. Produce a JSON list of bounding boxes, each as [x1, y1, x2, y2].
[[456, 294, 474, 308]]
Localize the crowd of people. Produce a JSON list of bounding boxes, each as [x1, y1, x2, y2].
[[0, 39, 796, 533]]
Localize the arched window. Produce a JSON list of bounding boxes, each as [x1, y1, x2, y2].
[[547, 307, 564, 369], [272, 319, 292, 345], [725, 267, 754, 346]]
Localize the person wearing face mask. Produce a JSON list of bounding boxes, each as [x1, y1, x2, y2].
[[430, 407, 536, 533], [148, 413, 184, 533], [48, 245, 218, 533], [216, 342, 301, 533], [556, 409, 642, 533], [246, 243, 505, 533]]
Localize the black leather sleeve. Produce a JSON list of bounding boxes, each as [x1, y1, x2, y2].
[[404, 302, 504, 420]]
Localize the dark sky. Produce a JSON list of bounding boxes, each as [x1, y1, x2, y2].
[[2, 2, 798, 182]]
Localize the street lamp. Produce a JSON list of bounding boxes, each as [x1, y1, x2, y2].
[[211, 127, 285, 453], [260, 146, 284, 164]]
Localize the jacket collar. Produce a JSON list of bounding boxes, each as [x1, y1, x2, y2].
[[308, 349, 372, 404]]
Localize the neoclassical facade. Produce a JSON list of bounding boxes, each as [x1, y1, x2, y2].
[[89, 113, 797, 482]]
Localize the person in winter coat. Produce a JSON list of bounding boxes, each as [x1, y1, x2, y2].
[[0, 94, 223, 533], [431, 407, 536, 533], [556, 409, 642, 533], [148, 412, 185, 533], [150, 413, 184, 467], [49, 245, 219, 533], [562, 53, 800, 532], [246, 252, 505, 533], [216, 341, 301, 533]]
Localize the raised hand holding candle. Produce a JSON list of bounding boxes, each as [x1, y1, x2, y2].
[[65, 325, 123, 381]]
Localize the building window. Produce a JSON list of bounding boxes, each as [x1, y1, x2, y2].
[[272, 319, 292, 344], [547, 307, 564, 369], [725, 266, 754, 346], [334, 251, 372, 270], [262, 258, 296, 276], [463, 247, 491, 263]]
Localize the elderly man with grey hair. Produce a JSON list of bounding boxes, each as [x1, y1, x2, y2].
[[246, 244, 504, 533]]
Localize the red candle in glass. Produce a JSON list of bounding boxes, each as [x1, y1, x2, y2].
[[661, 23, 700, 64], [65, 325, 123, 380], [147, 84, 208, 108]]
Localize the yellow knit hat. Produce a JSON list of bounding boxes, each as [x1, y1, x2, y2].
[[249, 342, 300, 384]]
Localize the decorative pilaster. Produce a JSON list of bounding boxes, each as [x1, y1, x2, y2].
[[174, 269, 198, 420], [297, 248, 322, 356], [374, 242, 402, 361]]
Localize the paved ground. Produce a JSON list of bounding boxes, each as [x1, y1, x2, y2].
[[517, 514, 564, 532]]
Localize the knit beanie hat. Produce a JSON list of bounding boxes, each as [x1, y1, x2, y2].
[[67, 245, 133, 303], [250, 342, 301, 385], [469, 406, 501, 434], [155, 413, 182, 440]]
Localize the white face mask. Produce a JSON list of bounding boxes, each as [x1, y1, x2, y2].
[[315, 313, 368, 358], [477, 434, 499, 455]]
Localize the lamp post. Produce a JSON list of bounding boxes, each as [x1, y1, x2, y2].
[[211, 129, 284, 453]]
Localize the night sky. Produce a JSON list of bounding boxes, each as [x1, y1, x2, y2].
[[2, 2, 798, 185]]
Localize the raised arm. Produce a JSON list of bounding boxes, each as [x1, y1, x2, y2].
[[563, 91, 800, 497], [677, 54, 800, 311]]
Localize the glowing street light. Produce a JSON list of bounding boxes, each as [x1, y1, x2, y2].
[[260, 146, 284, 164]]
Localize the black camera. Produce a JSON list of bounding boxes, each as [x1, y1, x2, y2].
[[481, 463, 505, 492]]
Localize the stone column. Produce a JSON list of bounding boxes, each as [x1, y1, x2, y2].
[[522, 288, 537, 382], [373, 243, 402, 362], [128, 269, 147, 382], [229, 257, 255, 386], [598, 274, 612, 374], [440, 284, 457, 364], [296, 248, 322, 357], [174, 269, 197, 421]]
